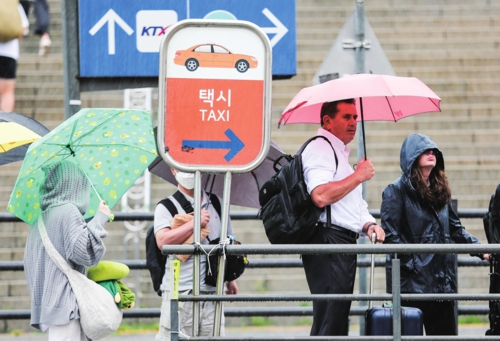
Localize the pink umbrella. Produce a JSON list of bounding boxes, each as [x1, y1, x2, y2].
[[278, 73, 441, 156]]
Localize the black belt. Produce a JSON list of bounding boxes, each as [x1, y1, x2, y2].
[[320, 222, 359, 240]]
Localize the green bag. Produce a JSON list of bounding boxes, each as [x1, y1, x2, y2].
[[0, 0, 23, 42], [88, 261, 130, 282]]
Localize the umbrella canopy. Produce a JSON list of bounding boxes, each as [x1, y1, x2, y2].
[[0, 111, 50, 165], [148, 140, 286, 209], [7, 108, 157, 225], [279, 74, 441, 125], [278, 74, 441, 155], [0, 122, 41, 152]]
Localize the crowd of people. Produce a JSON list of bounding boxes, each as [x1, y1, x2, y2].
[[148, 98, 490, 339], [9, 98, 490, 340], [1, 8, 491, 334]]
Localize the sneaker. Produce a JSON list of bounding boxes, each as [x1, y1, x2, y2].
[[38, 35, 51, 56]]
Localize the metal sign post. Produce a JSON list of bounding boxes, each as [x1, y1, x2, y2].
[[158, 19, 271, 337], [354, 1, 369, 334]]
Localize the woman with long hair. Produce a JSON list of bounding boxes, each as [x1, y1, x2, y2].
[[381, 133, 489, 335]]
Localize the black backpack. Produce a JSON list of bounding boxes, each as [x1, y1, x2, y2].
[[484, 184, 500, 245], [146, 191, 197, 296], [484, 184, 500, 335], [258, 136, 337, 244]]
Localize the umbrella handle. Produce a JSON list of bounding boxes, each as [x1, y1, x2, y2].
[[79, 166, 103, 202], [360, 97, 367, 159]]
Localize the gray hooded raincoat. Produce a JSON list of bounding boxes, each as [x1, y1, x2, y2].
[[24, 160, 109, 331]]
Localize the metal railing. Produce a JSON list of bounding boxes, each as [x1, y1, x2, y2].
[[0, 208, 496, 340], [161, 243, 500, 341], [0, 208, 490, 223]]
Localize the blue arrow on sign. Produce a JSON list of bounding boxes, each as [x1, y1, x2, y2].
[[182, 129, 245, 162]]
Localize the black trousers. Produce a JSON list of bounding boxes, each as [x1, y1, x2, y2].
[[401, 300, 457, 335], [302, 227, 357, 336]]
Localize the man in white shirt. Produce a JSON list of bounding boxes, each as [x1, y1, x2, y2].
[[154, 168, 238, 340], [301, 99, 385, 336]]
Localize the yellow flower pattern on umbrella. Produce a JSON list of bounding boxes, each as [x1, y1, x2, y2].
[[7, 108, 158, 225]]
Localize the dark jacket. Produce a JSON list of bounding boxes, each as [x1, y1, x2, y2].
[[381, 134, 480, 294]]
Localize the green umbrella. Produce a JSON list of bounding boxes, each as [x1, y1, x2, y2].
[[7, 108, 158, 225]]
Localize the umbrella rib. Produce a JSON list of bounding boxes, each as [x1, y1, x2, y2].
[[68, 112, 124, 142], [21, 149, 72, 178], [71, 142, 156, 153], [384, 96, 397, 122], [61, 110, 141, 151], [429, 98, 442, 112], [250, 171, 259, 189]]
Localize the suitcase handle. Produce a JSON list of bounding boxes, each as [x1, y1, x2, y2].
[[369, 232, 376, 309]]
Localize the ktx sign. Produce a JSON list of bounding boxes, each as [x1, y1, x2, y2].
[[157, 20, 272, 172], [78, 0, 296, 78]]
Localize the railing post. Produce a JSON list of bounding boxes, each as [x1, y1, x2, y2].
[[170, 259, 180, 341], [392, 257, 401, 340]]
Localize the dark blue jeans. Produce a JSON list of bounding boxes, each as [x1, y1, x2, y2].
[[34, 0, 50, 35]]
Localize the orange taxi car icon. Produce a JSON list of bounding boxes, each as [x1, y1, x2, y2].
[[174, 43, 258, 73]]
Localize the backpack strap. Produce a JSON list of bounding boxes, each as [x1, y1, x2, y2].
[[299, 135, 337, 228], [159, 190, 220, 218], [298, 135, 338, 173], [208, 192, 222, 219], [158, 197, 178, 216], [173, 190, 194, 214], [158, 190, 194, 215]]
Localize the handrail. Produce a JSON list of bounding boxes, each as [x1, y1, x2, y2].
[[161, 244, 500, 255], [0, 208, 494, 338], [0, 211, 260, 222], [0, 208, 488, 222], [0, 304, 491, 320], [0, 257, 489, 271]]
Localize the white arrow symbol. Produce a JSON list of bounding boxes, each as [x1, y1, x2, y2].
[[261, 8, 288, 47], [89, 9, 134, 55]]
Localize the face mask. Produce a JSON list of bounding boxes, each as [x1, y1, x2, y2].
[[175, 171, 195, 190]]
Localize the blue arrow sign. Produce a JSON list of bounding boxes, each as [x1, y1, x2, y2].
[[78, 0, 296, 77], [182, 129, 245, 162]]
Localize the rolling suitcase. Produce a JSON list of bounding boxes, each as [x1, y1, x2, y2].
[[365, 234, 424, 336]]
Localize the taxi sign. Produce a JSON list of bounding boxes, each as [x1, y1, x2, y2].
[[157, 20, 272, 173]]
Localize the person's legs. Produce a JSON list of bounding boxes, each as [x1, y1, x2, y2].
[[34, 0, 51, 55], [34, 0, 50, 35], [199, 294, 225, 337], [0, 78, 16, 112], [156, 291, 172, 341], [48, 319, 86, 341], [0, 56, 17, 112], [401, 300, 457, 335], [302, 228, 357, 336], [156, 289, 195, 341]]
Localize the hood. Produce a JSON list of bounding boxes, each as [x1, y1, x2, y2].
[[400, 134, 444, 179], [40, 160, 90, 214]]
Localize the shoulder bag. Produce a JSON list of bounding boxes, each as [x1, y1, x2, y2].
[[0, 0, 23, 42], [38, 217, 122, 340]]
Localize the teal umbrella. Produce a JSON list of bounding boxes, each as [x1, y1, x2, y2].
[[7, 108, 157, 225]]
